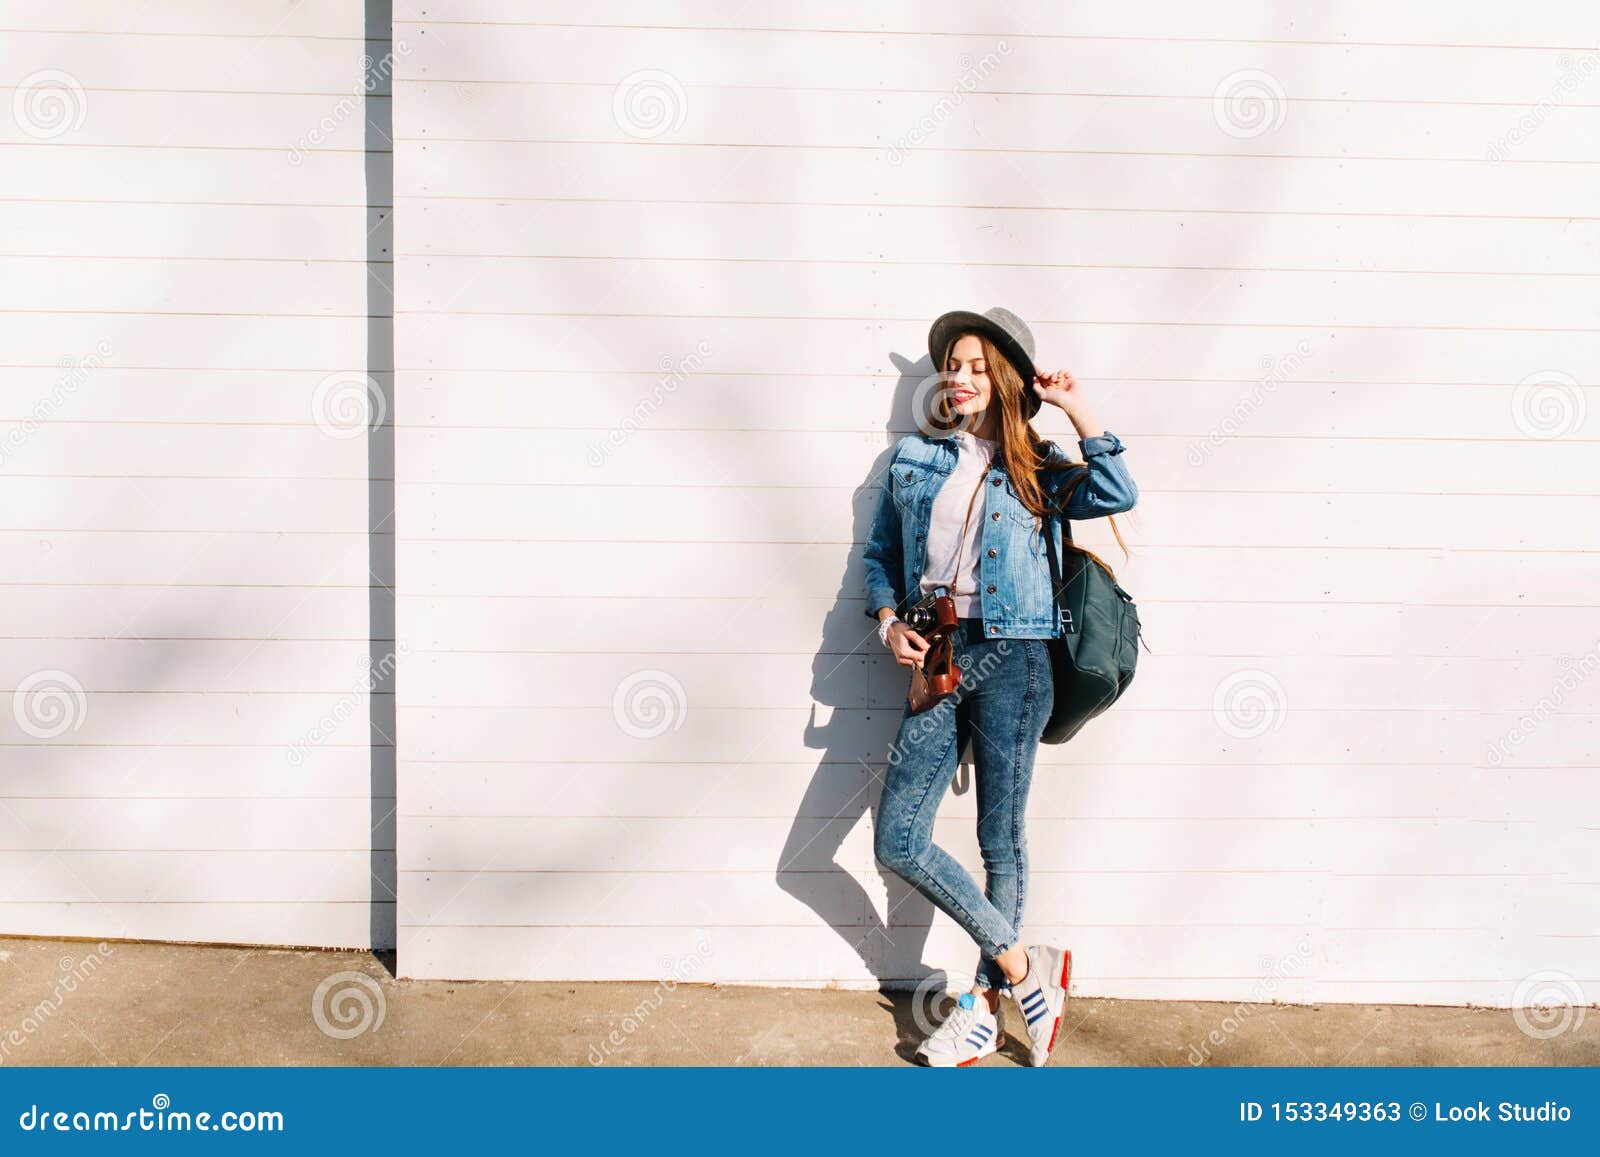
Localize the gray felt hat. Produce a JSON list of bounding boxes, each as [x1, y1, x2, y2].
[[927, 306, 1041, 417]]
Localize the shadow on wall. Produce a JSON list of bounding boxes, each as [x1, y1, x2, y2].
[[775, 351, 981, 991], [365, 0, 398, 961]]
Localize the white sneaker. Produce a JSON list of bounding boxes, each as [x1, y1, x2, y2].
[[1009, 944, 1073, 1066], [915, 992, 1004, 1067]]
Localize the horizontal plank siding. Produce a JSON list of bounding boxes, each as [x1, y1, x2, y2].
[[391, 4, 1600, 1002], [0, 5, 392, 948]]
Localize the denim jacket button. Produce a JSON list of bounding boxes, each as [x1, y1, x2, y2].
[[987, 584, 996, 593], [988, 626, 999, 635], [987, 549, 996, 558], [990, 511, 1000, 520]]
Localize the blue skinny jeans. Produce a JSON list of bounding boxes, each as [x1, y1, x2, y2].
[[873, 618, 1054, 991]]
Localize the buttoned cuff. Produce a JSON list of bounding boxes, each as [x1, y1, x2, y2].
[[864, 590, 900, 621], [1078, 430, 1125, 458]]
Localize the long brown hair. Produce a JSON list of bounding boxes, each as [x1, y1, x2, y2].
[[936, 331, 1129, 567]]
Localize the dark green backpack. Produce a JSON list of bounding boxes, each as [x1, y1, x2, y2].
[[1041, 509, 1144, 744]]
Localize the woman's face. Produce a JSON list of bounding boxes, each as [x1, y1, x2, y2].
[[941, 333, 992, 420]]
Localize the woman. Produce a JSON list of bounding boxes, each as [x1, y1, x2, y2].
[[863, 307, 1138, 1066]]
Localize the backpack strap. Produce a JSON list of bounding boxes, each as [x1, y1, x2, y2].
[[1044, 464, 1087, 634], [1045, 508, 1074, 635]]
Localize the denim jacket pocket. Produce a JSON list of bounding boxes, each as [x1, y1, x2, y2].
[[890, 460, 933, 512], [1000, 483, 1044, 535], [1006, 501, 1042, 531]]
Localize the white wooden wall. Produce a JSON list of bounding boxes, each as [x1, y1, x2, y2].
[[0, 3, 393, 948], [395, 1, 1600, 1004], [5, 2, 1594, 1008]]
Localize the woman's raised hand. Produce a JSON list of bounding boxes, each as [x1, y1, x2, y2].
[[1031, 368, 1081, 413]]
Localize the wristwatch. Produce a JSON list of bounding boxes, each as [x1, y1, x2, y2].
[[877, 614, 900, 647]]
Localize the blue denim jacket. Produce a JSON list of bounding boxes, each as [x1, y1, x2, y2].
[[862, 431, 1138, 639]]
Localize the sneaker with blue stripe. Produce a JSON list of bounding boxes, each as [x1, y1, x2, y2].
[[1009, 944, 1072, 1066], [915, 992, 1004, 1067]]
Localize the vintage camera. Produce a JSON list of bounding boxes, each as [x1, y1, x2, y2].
[[904, 585, 959, 637], [903, 586, 961, 714]]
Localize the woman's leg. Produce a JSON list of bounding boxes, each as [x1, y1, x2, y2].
[[964, 637, 1054, 1006], [873, 647, 1021, 965]]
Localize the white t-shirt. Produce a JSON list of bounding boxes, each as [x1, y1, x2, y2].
[[918, 430, 998, 616]]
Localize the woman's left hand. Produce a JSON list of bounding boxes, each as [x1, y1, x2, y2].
[[1032, 369, 1083, 414]]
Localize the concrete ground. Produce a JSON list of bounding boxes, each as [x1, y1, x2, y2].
[[1, 936, 1595, 1067]]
